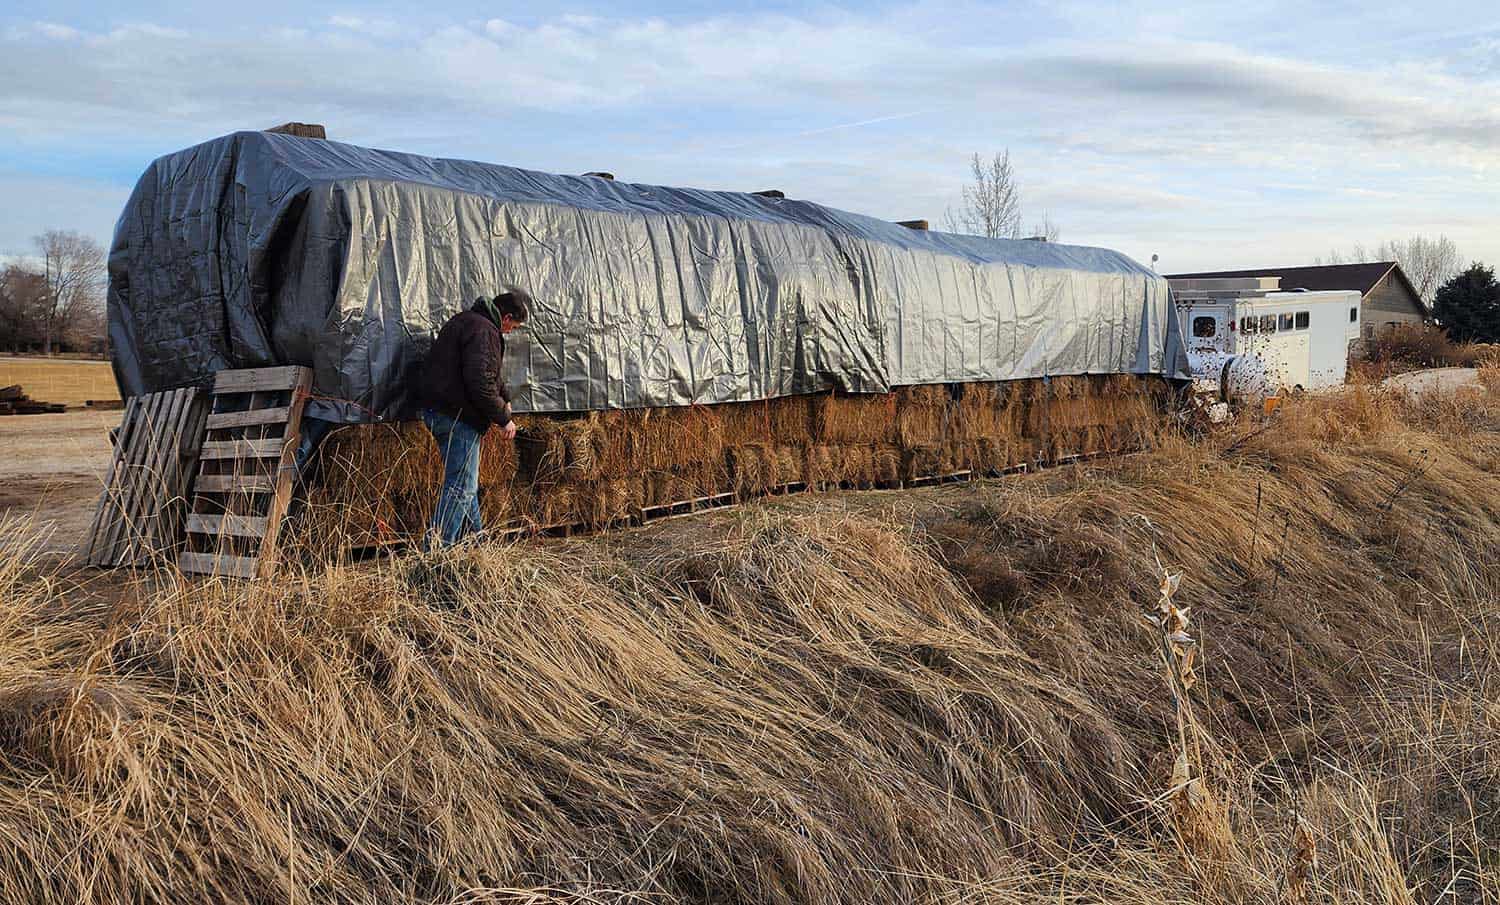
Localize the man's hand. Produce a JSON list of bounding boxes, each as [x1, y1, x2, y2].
[[502, 421, 518, 440]]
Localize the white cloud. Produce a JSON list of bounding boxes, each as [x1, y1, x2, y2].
[[0, 7, 1497, 271], [326, 15, 401, 38], [33, 22, 81, 40]]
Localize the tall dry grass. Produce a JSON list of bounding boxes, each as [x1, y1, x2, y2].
[[3, 385, 1500, 902], [1350, 323, 1500, 381]]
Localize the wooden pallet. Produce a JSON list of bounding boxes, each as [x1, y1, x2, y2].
[[84, 386, 211, 567], [178, 366, 312, 579]]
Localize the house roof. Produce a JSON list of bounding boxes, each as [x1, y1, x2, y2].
[[1164, 262, 1427, 314]]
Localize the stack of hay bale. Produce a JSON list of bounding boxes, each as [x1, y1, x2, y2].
[[300, 375, 1171, 547]]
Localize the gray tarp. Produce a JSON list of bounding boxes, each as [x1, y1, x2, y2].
[[109, 131, 1188, 422]]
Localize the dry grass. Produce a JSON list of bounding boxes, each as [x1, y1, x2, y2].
[[0, 356, 118, 406], [1350, 324, 1500, 380], [4, 385, 1500, 902]]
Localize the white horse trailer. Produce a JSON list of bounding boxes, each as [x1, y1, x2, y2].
[[1172, 282, 1361, 400]]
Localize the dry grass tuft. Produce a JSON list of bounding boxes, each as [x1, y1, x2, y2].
[[15, 383, 1499, 901]]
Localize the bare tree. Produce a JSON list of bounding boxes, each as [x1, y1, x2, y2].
[[943, 150, 1061, 242], [945, 151, 1023, 239], [0, 264, 48, 351], [1314, 234, 1461, 305], [34, 229, 106, 354]]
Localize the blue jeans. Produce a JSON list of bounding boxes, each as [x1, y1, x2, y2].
[[293, 416, 335, 477], [422, 409, 483, 547]]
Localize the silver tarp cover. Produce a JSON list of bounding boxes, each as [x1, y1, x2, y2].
[[109, 131, 1188, 421]]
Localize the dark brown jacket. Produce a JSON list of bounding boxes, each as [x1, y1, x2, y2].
[[416, 307, 512, 432]]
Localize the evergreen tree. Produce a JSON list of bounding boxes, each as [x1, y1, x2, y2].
[[1433, 263, 1500, 343]]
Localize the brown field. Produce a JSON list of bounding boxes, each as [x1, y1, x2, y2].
[[0, 410, 116, 554], [0, 355, 119, 406], [2, 380, 1499, 903]]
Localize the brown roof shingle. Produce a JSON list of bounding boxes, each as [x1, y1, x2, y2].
[[1164, 261, 1398, 295]]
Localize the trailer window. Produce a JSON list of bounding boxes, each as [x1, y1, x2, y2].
[[1295, 311, 1309, 329], [1350, 307, 1358, 323], [1259, 314, 1277, 333], [1241, 316, 1257, 334], [1192, 316, 1217, 338], [1278, 313, 1294, 331]]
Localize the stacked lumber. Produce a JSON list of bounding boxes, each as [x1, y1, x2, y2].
[[299, 375, 1173, 549], [0, 385, 66, 415]]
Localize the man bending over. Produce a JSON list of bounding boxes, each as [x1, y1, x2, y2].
[[416, 290, 530, 547]]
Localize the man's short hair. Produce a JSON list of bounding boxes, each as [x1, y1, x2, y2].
[[494, 289, 531, 323]]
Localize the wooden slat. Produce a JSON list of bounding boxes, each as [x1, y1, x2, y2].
[[186, 513, 268, 538], [124, 387, 190, 561], [100, 390, 168, 564], [251, 367, 313, 577], [206, 407, 292, 430], [182, 365, 313, 580], [200, 438, 286, 459], [178, 551, 260, 578], [213, 367, 307, 394], [84, 395, 141, 565], [153, 390, 210, 555], [191, 473, 276, 494]]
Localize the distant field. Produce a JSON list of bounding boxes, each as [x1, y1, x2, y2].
[[0, 357, 119, 406]]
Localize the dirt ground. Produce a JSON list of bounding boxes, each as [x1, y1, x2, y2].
[[0, 410, 117, 554]]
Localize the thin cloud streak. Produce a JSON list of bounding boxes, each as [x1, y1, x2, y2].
[[0, 4, 1495, 271]]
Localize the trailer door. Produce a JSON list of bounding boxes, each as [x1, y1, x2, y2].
[[1188, 309, 1229, 356]]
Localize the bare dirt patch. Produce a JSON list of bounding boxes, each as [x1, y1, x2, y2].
[[0, 410, 117, 554]]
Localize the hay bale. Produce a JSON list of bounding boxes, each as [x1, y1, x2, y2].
[[769, 396, 814, 439], [591, 411, 645, 478], [306, 421, 522, 544], [727, 444, 776, 497], [641, 459, 727, 509], [638, 406, 724, 470], [516, 423, 569, 484], [871, 445, 902, 484], [771, 444, 804, 486], [641, 472, 675, 509], [973, 437, 1020, 474], [940, 442, 969, 474], [902, 444, 945, 481], [804, 445, 838, 487], [838, 445, 876, 485], [953, 381, 1020, 441], [514, 416, 603, 482], [1050, 375, 1092, 398], [533, 482, 578, 526], [895, 403, 947, 448], [670, 460, 725, 502], [719, 396, 813, 446], [572, 479, 638, 527], [898, 383, 951, 407], [811, 393, 896, 444], [561, 418, 601, 479]]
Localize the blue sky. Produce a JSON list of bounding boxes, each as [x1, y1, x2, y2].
[[2, 1, 1497, 272]]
